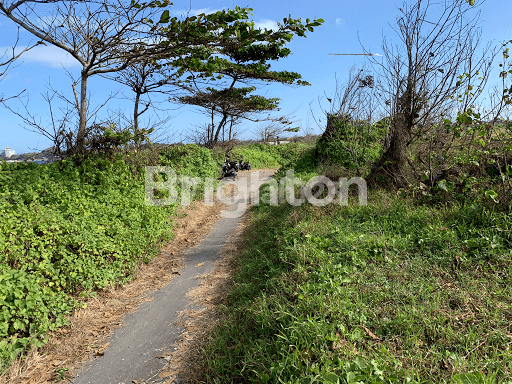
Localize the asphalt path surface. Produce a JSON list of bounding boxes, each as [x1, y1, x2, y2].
[[72, 170, 275, 384]]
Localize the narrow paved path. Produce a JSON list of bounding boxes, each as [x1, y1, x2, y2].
[[72, 170, 275, 384]]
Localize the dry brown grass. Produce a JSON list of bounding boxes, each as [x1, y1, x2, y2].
[[142, 169, 279, 383], [149, 213, 251, 384]]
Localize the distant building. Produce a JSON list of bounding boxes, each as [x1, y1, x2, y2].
[[0, 147, 15, 158]]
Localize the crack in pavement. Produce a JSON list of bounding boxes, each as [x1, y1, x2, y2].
[[72, 171, 275, 384]]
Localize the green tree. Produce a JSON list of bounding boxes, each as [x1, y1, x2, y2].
[[175, 86, 280, 147], [153, 7, 323, 146]]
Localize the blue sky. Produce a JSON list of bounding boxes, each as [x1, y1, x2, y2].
[[0, 0, 511, 154]]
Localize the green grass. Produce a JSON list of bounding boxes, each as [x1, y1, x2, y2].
[[203, 187, 512, 383], [226, 142, 316, 170]]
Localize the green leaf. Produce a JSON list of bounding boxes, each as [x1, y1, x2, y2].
[[346, 371, 358, 383], [354, 356, 368, 370], [485, 190, 498, 203], [452, 372, 485, 384], [159, 10, 170, 23], [324, 373, 340, 383], [13, 319, 25, 331]]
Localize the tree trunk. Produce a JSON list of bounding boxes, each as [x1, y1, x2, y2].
[[369, 115, 409, 188], [213, 113, 228, 145], [134, 91, 141, 137], [208, 109, 214, 147], [75, 72, 88, 154]]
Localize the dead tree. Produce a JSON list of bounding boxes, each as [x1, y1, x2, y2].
[[366, 0, 494, 187], [255, 122, 284, 143], [0, 0, 173, 155], [184, 123, 213, 146]]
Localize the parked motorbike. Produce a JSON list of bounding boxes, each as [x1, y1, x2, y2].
[[221, 155, 238, 178], [239, 155, 252, 171]]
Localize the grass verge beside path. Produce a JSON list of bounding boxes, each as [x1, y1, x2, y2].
[[204, 191, 512, 383]]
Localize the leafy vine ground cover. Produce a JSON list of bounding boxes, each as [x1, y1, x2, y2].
[[0, 144, 218, 371]]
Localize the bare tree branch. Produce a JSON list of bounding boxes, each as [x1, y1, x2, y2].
[[0, 26, 41, 102], [0, 0, 173, 154]]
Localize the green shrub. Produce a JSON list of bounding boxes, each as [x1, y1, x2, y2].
[[315, 115, 386, 174], [230, 142, 315, 170], [158, 144, 219, 179], [231, 144, 281, 169], [0, 145, 219, 370]]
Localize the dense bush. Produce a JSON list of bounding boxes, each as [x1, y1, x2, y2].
[[229, 142, 315, 170], [229, 143, 281, 169], [0, 144, 217, 370], [158, 144, 219, 179], [315, 116, 385, 170]]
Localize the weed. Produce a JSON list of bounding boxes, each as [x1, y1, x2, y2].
[[203, 189, 512, 383]]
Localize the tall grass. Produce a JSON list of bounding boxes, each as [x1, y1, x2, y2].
[[203, 189, 512, 383]]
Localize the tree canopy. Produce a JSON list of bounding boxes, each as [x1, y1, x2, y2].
[[152, 7, 323, 146], [0, 1, 323, 154]]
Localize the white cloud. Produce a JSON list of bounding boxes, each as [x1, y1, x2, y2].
[[253, 19, 279, 32], [1, 45, 81, 69], [335, 17, 346, 28]]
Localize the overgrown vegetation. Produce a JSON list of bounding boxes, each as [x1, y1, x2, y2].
[[203, 184, 512, 383], [207, 142, 316, 170], [1, 0, 512, 382], [315, 114, 386, 176], [231, 143, 316, 169], [0, 144, 217, 371], [200, 2, 512, 380]]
